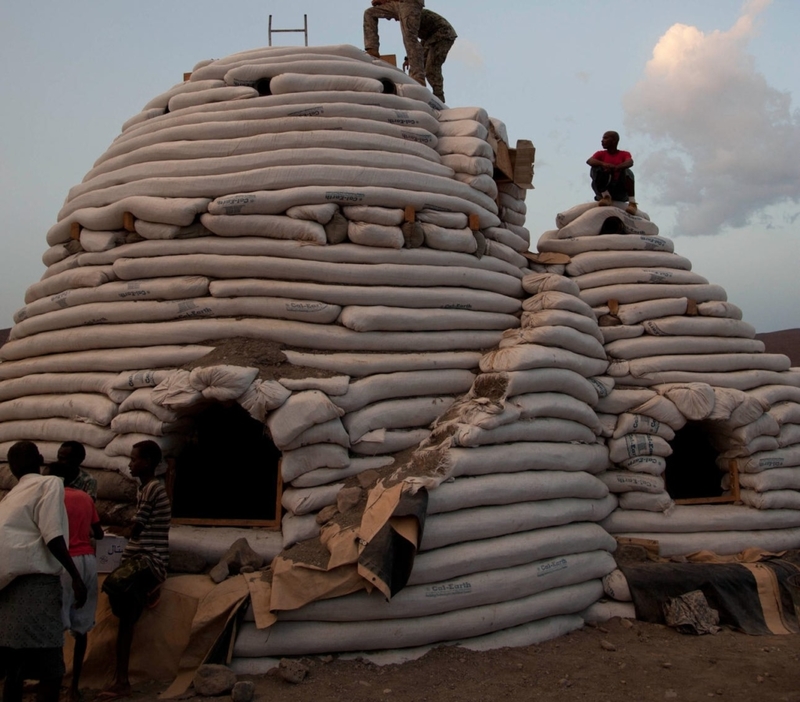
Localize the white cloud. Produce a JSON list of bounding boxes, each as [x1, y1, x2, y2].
[[623, 0, 800, 235]]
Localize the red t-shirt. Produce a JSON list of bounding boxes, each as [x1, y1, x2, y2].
[[64, 487, 100, 557], [591, 149, 632, 166]]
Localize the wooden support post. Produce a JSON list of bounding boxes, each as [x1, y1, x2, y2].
[[468, 214, 481, 231], [729, 459, 741, 503], [122, 212, 136, 232], [511, 139, 535, 190], [686, 299, 699, 316], [70, 222, 81, 240], [608, 299, 620, 316], [404, 205, 416, 223], [183, 72, 192, 82]]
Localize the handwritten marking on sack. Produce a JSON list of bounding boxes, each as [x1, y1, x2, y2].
[[641, 236, 667, 251], [286, 302, 327, 313], [425, 582, 472, 598], [119, 290, 149, 299], [51, 291, 70, 309], [441, 304, 473, 310], [537, 558, 569, 577], [325, 191, 365, 203], [401, 131, 433, 144], [85, 317, 110, 326], [288, 106, 325, 117]]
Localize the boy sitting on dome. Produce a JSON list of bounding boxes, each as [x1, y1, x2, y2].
[[587, 131, 638, 215]]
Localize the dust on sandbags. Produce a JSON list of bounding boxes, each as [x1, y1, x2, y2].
[[181, 338, 340, 381]]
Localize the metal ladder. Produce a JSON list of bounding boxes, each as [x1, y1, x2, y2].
[[268, 14, 309, 46]]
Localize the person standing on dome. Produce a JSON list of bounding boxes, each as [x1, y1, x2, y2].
[[364, 0, 426, 86], [404, 8, 457, 102], [587, 130, 638, 215]]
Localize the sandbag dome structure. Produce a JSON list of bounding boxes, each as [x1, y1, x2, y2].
[[0, 43, 799, 662]]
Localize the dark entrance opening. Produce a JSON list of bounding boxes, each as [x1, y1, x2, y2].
[[170, 402, 282, 527], [664, 422, 726, 502]]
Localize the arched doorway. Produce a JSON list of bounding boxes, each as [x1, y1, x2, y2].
[[170, 401, 282, 527]]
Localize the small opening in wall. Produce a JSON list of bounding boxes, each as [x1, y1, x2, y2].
[[664, 422, 737, 504], [169, 402, 282, 527]]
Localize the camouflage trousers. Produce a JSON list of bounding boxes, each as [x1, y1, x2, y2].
[[424, 37, 455, 103], [363, 1, 425, 85]]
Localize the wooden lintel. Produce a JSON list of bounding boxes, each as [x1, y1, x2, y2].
[[70, 222, 81, 240], [122, 212, 136, 232], [675, 495, 737, 506], [404, 205, 416, 223]]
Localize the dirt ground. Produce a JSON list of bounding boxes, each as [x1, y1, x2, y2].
[[59, 617, 800, 702]]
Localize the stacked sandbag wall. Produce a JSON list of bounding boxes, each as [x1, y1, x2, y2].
[[0, 44, 532, 520], [542, 202, 800, 556], [231, 267, 619, 665]]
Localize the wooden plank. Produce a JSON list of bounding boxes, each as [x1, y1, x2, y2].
[[675, 495, 737, 505], [122, 212, 136, 232], [525, 251, 570, 265], [379, 54, 397, 67], [728, 459, 741, 502], [70, 222, 81, 240], [404, 205, 416, 223], [608, 299, 620, 315], [493, 139, 514, 182], [171, 517, 281, 529], [468, 214, 481, 231], [183, 72, 192, 82], [512, 139, 535, 189], [686, 299, 699, 316]]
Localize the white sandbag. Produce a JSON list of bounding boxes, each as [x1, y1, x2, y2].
[[555, 202, 601, 228], [282, 483, 343, 516], [509, 393, 602, 432], [739, 467, 800, 492], [445, 442, 610, 477], [580, 283, 727, 309], [522, 273, 580, 297], [500, 369, 601, 406], [415, 211, 471, 230], [435, 135, 493, 159], [598, 471, 665, 494], [721, 435, 780, 459], [660, 383, 716, 421], [277, 551, 614, 622], [596, 413, 616, 438], [770, 402, 800, 426], [624, 353, 790, 378], [421, 223, 477, 254], [104, 433, 181, 458], [151, 371, 203, 408], [608, 434, 672, 463], [339, 306, 517, 333], [427, 471, 608, 515], [618, 491, 675, 513], [238, 380, 291, 421], [620, 456, 667, 475], [281, 512, 320, 550], [281, 444, 351, 484], [574, 268, 707, 292], [48, 197, 212, 246], [452, 418, 598, 448], [234, 581, 602, 656], [602, 504, 800, 533], [210, 279, 521, 314], [520, 309, 604, 343], [15, 277, 211, 323], [119, 388, 180, 423], [270, 72, 383, 94], [437, 119, 489, 140], [278, 377, 349, 396], [109, 369, 172, 391], [346, 221, 404, 249], [188, 365, 259, 401], [480, 345, 608, 377], [0, 394, 118, 427], [201, 214, 327, 244], [484, 240, 527, 268], [566, 251, 691, 277], [521, 291, 596, 319], [439, 154, 493, 177], [613, 528, 800, 557], [499, 326, 607, 360], [602, 569, 632, 602], [697, 301, 744, 320], [723, 413, 780, 447], [349, 429, 429, 456], [555, 207, 659, 239], [459, 615, 585, 652], [111, 411, 180, 437], [612, 414, 675, 441], [79, 229, 127, 252], [739, 490, 800, 510], [778, 423, 800, 448], [345, 397, 454, 444], [141, 78, 226, 110], [0, 373, 125, 404], [168, 86, 257, 112], [643, 316, 755, 338], [110, 253, 520, 298], [291, 456, 394, 489], [285, 203, 339, 224], [282, 418, 350, 452], [484, 226, 529, 253], [342, 206, 405, 226], [438, 106, 490, 126], [538, 229, 673, 256], [608, 336, 764, 361], [454, 173, 498, 199], [612, 298, 689, 326], [41, 245, 73, 268], [0, 418, 113, 449], [600, 326, 644, 345], [750, 385, 800, 407], [283, 351, 482, 377], [408, 522, 615, 586], [266, 391, 344, 448], [631, 395, 687, 430], [732, 445, 800, 473], [24, 266, 117, 305], [595, 388, 657, 414], [333, 370, 475, 413], [421, 495, 617, 551]]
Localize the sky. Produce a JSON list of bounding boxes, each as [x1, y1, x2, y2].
[[1, 0, 798, 333]]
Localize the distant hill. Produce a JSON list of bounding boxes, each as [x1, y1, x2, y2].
[[756, 328, 800, 366], [0, 327, 797, 365]]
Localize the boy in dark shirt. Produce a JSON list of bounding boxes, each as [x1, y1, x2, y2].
[[587, 130, 638, 214]]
